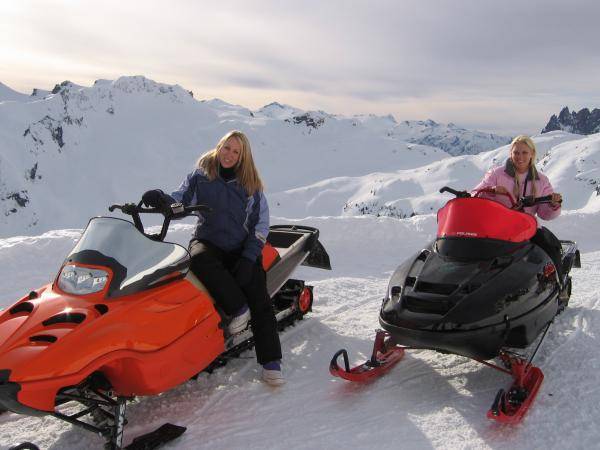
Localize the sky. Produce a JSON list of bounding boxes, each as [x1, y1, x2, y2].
[[1, 0, 600, 135]]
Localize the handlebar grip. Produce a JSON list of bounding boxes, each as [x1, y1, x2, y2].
[[440, 186, 470, 198], [439, 186, 456, 195]]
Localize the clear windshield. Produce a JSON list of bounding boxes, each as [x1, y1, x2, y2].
[[65, 217, 190, 297]]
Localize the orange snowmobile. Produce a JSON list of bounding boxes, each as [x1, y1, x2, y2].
[[0, 201, 330, 449]]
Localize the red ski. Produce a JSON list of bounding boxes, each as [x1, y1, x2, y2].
[[330, 330, 405, 382], [486, 353, 544, 424]]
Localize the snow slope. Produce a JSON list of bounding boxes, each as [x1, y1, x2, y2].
[[0, 82, 30, 103], [270, 131, 595, 218], [0, 213, 598, 449]]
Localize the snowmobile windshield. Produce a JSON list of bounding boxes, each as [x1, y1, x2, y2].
[[437, 197, 537, 242], [62, 217, 190, 298]]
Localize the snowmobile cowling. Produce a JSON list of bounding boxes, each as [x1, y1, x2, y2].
[[437, 197, 537, 242]]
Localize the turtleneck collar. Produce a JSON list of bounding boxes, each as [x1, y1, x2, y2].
[[218, 163, 237, 181]]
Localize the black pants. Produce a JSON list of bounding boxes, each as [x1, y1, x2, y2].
[[531, 227, 564, 280], [189, 239, 282, 365]]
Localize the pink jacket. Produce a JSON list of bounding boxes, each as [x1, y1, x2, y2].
[[472, 159, 561, 222]]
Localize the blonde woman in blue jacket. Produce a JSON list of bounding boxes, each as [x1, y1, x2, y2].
[[142, 130, 283, 385]]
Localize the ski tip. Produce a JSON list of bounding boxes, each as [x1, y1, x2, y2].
[[126, 423, 187, 450], [8, 443, 40, 450]]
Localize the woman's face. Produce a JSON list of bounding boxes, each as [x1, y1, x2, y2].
[[218, 137, 241, 169], [510, 142, 533, 174]]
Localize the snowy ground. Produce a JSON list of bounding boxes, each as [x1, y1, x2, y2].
[[0, 214, 598, 450]]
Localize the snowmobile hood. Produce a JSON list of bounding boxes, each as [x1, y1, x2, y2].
[[0, 278, 216, 384], [380, 241, 555, 332]]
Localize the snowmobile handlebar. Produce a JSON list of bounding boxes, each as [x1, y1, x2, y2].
[[466, 189, 561, 210], [517, 194, 561, 208], [439, 186, 471, 198], [108, 202, 212, 242]]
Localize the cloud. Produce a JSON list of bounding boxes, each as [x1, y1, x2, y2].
[[2, 0, 599, 133]]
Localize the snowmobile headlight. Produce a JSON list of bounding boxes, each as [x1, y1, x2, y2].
[[387, 284, 401, 300], [58, 265, 108, 295]]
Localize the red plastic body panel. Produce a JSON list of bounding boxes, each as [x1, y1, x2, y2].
[[261, 243, 280, 271], [437, 197, 537, 242]]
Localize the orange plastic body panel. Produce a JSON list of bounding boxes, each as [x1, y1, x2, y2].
[[261, 242, 280, 271], [0, 276, 225, 412]]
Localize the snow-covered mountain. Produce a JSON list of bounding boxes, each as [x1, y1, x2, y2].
[[377, 118, 511, 157], [1, 76, 508, 238]]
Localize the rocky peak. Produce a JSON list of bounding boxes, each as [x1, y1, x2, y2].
[[542, 106, 600, 135]]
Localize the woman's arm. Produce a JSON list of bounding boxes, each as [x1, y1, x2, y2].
[[242, 192, 270, 262], [170, 169, 204, 206], [536, 177, 561, 221], [471, 168, 498, 196]]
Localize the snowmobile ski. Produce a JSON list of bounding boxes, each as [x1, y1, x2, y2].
[[486, 353, 544, 424], [8, 444, 40, 450], [330, 330, 405, 382], [125, 423, 187, 450]]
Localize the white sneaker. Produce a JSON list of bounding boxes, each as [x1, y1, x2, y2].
[[262, 366, 285, 386], [228, 308, 250, 334]]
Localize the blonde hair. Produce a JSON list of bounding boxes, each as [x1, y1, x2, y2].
[[196, 130, 264, 195], [510, 134, 538, 198]]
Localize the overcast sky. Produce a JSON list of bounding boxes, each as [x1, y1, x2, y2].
[[2, 0, 599, 134]]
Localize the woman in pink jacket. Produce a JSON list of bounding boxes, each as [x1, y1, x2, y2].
[[473, 135, 565, 278]]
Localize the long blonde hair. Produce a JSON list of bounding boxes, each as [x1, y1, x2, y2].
[[510, 135, 538, 198], [196, 130, 264, 195]]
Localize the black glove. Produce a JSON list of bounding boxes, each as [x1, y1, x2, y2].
[[233, 257, 255, 287], [142, 189, 165, 207], [142, 189, 174, 213]]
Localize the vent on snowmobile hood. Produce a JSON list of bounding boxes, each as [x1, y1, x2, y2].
[[42, 312, 86, 326], [94, 304, 109, 315], [415, 281, 458, 296], [403, 296, 454, 315], [29, 335, 58, 343], [9, 302, 34, 315]]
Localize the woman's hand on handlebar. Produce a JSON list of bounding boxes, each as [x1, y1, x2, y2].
[[551, 192, 562, 207]]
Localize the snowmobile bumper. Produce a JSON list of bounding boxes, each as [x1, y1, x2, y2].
[[378, 317, 506, 360], [0, 370, 48, 416], [380, 293, 558, 360]]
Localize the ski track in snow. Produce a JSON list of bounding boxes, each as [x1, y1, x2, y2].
[[0, 217, 599, 449]]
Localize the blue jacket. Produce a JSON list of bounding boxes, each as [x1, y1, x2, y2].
[[171, 168, 269, 262]]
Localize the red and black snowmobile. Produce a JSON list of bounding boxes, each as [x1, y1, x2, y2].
[[0, 201, 330, 449], [331, 186, 580, 424]]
